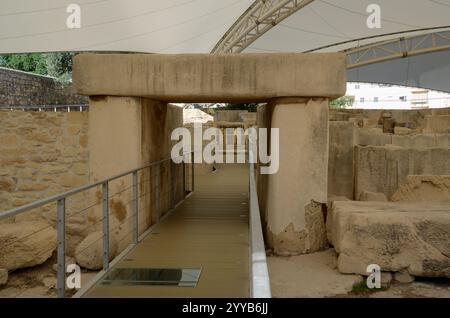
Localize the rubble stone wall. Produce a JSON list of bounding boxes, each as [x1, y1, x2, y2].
[[0, 67, 87, 106], [0, 110, 89, 213]]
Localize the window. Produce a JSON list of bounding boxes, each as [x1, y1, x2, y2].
[[374, 97, 379, 103], [399, 96, 407, 101], [360, 97, 365, 103], [355, 84, 360, 89]]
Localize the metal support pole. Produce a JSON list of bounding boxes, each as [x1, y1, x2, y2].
[[191, 151, 195, 192], [170, 162, 175, 209], [132, 171, 139, 244], [102, 181, 109, 270], [57, 198, 66, 298], [182, 155, 186, 197], [155, 164, 161, 223]]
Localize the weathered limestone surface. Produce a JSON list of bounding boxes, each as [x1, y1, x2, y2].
[[354, 145, 450, 199], [356, 128, 391, 146], [74, 231, 118, 270], [328, 121, 355, 199], [73, 53, 346, 102], [0, 110, 90, 256], [0, 268, 8, 286], [0, 221, 56, 270], [260, 99, 329, 255], [391, 175, 450, 202], [394, 270, 415, 283], [327, 201, 450, 278], [391, 134, 441, 148], [268, 249, 363, 298], [423, 115, 450, 134], [87, 96, 184, 253], [0, 110, 89, 214], [330, 108, 450, 132], [358, 191, 387, 202]]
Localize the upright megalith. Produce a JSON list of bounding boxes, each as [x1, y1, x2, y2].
[[258, 99, 332, 255]]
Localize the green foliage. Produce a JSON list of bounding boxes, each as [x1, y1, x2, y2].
[[351, 280, 389, 294], [0, 53, 47, 75], [330, 95, 355, 109], [223, 103, 258, 112], [45, 52, 75, 82], [0, 52, 75, 83]]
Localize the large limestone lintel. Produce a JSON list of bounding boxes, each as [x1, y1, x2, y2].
[[259, 99, 329, 256], [73, 53, 346, 102]]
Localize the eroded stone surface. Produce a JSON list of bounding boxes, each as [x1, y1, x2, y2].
[[0, 221, 56, 270], [327, 201, 450, 278], [359, 191, 387, 202], [391, 175, 450, 202], [75, 231, 118, 270], [268, 249, 363, 298], [0, 268, 7, 286], [268, 201, 328, 256]]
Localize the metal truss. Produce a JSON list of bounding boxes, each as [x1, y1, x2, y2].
[[345, 29, 450, 69], [212, 0, 314, 54]]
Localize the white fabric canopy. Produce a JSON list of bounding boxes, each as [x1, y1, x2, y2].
[[1, 0, 450, 91], [1, 0, 449, 54], [245, 0, 450, 53], [0, 0, 253, 54]]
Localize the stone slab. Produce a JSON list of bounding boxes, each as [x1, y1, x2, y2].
[[327, 201, 450, 278], [73, 53, 346, 102]]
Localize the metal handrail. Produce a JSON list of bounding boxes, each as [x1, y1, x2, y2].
[[0, 156, 181, 220], [0, 152, 194, 298], [249, 161, 271, 298]]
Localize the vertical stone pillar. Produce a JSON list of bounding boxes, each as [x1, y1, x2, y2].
[[261, 98, 329, 256], [88, 96, 145, 179], [87, 96, 183, 250]]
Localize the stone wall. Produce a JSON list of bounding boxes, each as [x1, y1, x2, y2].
[[0, 102, 186, 265], [354, 146, 450, 200], [0, 67, 87, 106], [214, 110, 248, 122], [0, 110, 89, 212], [328, 122, 356, 200], [328, 122, 450, 200]]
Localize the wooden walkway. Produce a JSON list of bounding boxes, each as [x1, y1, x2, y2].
[[84, 163, 249, 297]]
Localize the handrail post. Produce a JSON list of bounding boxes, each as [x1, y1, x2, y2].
[[132, 171, 139, 244], [191, 151, 195, 192], [155, 164, 161, 223], [57, 198, 66, 298], [102, 181, 109, 270], [170, 161, 175, 209], [182, 154, 186, 197], [249, 162, 272, 298]]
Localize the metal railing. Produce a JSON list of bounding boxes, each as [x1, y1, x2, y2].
[[0, 104, 88, 112], [248, 161, 271, 298], [0, 152, 194, 298]]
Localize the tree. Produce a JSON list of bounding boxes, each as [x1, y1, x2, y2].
[[223, 103, 258, 112], [330, 95, 355, 109], [45, 52, 75, 82], [0, 53, 47, 75], [0, 52, 75, 83]]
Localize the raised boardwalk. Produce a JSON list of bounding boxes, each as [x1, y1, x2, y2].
[[84, 163, 249, 297]]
